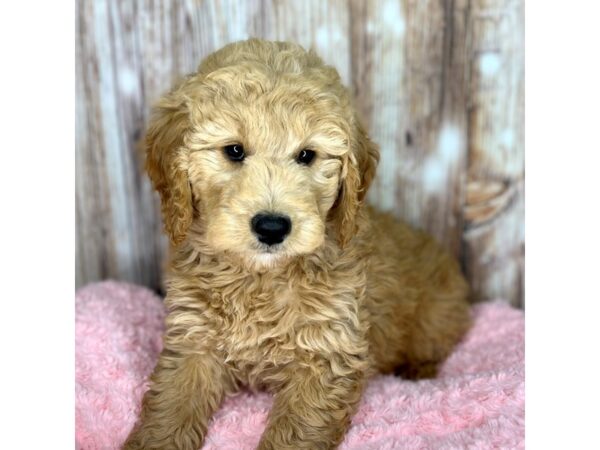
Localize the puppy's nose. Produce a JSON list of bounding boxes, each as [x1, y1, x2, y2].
[[251, 213, 292, 246]]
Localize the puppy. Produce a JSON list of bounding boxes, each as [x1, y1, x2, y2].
[[123, 39, 471, 450]]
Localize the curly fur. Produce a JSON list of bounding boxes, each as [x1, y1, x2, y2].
[[123, 39, 471, 450]]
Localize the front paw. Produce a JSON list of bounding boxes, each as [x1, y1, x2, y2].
[[122, 423, 204, 450], [257, 416, 342, 450]]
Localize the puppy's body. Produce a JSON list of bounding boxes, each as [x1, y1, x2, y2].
[[124, 39, 470, 450]]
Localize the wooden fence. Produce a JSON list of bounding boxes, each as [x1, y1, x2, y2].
[[76, 0, 524, 307]]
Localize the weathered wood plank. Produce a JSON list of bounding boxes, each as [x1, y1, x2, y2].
[[77, 0, 123, 287], [463, 0, 525, 307], [350, 0, 470, 257], [77, 0, 171, 289]]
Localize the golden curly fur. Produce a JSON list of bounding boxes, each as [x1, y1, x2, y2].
[[123, 39, 471, 450]]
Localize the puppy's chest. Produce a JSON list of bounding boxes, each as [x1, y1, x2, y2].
[[208, 279, 361, 382], [216, 287, 307, 367]]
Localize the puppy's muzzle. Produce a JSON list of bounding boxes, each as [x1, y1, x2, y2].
[[251, 213, 292, 246]]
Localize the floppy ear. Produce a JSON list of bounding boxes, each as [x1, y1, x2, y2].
[[330, 118, 380, 247], [145, 96, 193, 246]]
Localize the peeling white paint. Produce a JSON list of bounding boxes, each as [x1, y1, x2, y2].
[[422, 159, 447, 193], [500, 128, 515, 148], [479, 52, 501, 77], [382, 0, 405, 36], [317, 24, 344, 48], [438, 125, 462, 162], [316, 26, 329, 49], [422, 125, 463, 193], [331, 26, 344, 43], [119, 66, 138, 96]]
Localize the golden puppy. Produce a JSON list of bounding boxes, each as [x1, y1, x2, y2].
[[123, 39, 471, 450]]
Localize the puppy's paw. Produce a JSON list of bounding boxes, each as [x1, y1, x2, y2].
[[122, 426, 202, 450]]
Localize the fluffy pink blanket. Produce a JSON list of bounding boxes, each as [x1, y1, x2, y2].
[[76, 281, 524, 450]]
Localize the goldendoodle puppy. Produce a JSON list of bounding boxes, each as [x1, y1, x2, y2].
[[123, 39, 471, 450]]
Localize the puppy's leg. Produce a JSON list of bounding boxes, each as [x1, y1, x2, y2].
[[257, 355, 366, 450], [397, 290, 471, 381], [122, 347, 231, 450]]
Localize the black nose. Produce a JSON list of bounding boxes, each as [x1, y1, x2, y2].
[[251, 213, 292, 246]]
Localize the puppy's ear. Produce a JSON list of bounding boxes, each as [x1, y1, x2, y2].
[[330, 118, 380, 248], [145, 95, 193, 246]]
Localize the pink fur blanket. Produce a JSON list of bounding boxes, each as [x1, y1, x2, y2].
[[76, 281, 524, 450]]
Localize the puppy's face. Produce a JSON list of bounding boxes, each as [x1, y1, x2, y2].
[[146, 40, 379, 268], [189, 80, 348, 266]]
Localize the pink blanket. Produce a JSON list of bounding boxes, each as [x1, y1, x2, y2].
[[76, 281, 524, 450]]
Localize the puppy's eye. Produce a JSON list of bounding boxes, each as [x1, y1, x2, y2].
[[296, 149, 316, 165], [224, 144, 245, 162]]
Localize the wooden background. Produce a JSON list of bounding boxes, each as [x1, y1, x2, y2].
[[76, 0, 524, 307]]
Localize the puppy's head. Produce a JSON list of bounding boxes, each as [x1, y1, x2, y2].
[[146, 39, 379, 268]]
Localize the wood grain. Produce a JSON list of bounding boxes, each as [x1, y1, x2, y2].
[[76, 0, 524, 307], [463, 0, 525, 307]]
